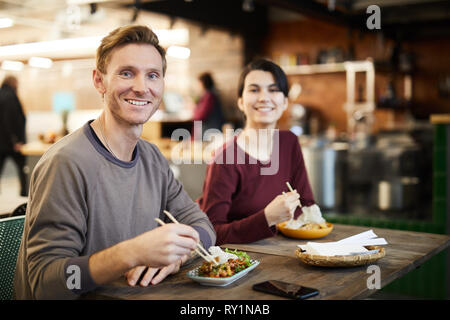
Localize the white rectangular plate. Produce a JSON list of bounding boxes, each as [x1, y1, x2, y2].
[[186, 260, 260, 287]]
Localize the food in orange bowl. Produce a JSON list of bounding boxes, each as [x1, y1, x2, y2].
[[278, 221, 333, 239]]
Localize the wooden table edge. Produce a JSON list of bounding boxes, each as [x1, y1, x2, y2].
[[349, 237, 450, 300]]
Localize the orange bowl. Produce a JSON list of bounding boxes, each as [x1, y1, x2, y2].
[[277, 222, 333, 239]]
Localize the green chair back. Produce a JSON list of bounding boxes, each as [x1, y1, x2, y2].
[[0, 216, 25, 300]]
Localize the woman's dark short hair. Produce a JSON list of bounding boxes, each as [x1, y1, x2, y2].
[[198, 72, 215, 91], [237, 59, 289, 97]]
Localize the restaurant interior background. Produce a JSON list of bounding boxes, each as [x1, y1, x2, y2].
[[0, 0, 449, 299]]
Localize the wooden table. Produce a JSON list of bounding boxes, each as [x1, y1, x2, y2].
[[87, 224, 450, 300]]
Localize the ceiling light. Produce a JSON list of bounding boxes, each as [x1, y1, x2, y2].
[[28, 57, 53, 68], [167, 46, 191, 59], [1, 60, 24, 71], [0, 18, 14, 28], [0, 36, 103, 60], [0, 29, 189, 60]]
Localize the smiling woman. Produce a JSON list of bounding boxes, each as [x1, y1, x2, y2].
[[197, 59, 318, 245]]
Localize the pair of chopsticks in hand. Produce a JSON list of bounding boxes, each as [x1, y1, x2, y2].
[[283, 182, 302, 223], [283, 182, 302, 208], [155, 210, 219, 266]]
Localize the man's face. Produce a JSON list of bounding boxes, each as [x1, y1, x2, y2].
[[93, 43, 165, 126]]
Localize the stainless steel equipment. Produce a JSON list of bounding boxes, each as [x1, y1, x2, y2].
[[374, 132, 422, 212], [302, 140, 348, 211], [377, 177, 420, 211], [299, 126, 430, 218]]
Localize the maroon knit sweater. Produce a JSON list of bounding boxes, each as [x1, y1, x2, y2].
[[197, 130, 315, 245]]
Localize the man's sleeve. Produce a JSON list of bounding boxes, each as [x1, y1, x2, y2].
[[24, 152, 97, 299]]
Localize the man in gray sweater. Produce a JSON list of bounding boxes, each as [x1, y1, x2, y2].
[[14, 25, 216, 299]]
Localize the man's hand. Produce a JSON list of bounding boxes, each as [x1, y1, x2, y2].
[[129, 223, 199, 268], [89, 223, 199, 286], [125, 254, 189, 287]]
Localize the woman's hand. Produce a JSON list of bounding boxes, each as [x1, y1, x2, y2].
[[264, 191, 300, 227], [125, 254, 189, 287]]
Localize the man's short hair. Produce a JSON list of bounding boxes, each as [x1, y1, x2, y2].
[[96, 25, 167, 75]]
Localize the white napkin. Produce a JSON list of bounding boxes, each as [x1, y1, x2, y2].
[[298, 229, 388, 256], [336, 230, 377, 243], [305, 242, 369, 256]]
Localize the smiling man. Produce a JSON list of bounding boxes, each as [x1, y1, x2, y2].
[[13, 25, 216, 299]]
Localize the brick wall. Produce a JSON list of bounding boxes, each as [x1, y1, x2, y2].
[[263, 16, 450, 133]]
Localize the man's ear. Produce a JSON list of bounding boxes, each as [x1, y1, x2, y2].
[[92, 69, 106, 95]]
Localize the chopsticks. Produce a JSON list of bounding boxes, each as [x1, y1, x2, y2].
[[154, 210, 219, 266], [286, 181, 302, 208], [283, 182, 302, 224]]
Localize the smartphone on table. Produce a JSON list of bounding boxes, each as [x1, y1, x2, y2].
[[252, 280, 319, 300]]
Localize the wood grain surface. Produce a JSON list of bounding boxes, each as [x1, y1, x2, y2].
[[86, 224, 450, 300]]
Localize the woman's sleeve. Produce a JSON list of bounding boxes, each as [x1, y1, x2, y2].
[[291, 135, 316, 218], [198, 161, 275, 245]]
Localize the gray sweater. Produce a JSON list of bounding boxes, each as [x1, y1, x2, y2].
[[14, 121, 216, 299]]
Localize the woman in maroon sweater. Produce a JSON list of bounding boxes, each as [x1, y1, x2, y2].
[[197, 59, 315, 245]]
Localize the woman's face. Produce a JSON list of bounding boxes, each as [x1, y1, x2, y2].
[[238, 70, 288, 129]]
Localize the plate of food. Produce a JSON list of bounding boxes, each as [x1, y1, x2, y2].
[[187, 247, 260, 286], [277, 204, 333, 239]]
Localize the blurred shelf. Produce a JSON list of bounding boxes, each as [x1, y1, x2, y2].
[[283, 60, 374, 75], [284, 62, 346, 75], [430, 114, 450, 124]]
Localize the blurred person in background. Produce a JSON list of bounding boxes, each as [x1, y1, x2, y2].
[[193, 72, 225, 138], [0, 75, 27, 196]]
